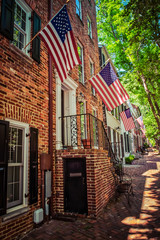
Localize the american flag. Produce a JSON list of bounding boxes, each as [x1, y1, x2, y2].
[[136, 116, 144, 129], [89, 62, 129, 111], [120, 108, 135, 131], [39, 5, 81, 82]]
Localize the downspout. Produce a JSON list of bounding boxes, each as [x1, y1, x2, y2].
[[48, 0, 53, 217]]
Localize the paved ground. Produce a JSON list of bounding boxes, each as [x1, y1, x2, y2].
[[21, 149, 160, 240]]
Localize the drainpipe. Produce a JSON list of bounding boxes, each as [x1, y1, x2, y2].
[[48, 0, 53, 217]]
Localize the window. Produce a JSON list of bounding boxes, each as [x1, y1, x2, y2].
[[7, 120, 29, 211], [8, 127, 23, 208], [78, 43, 84, 84], [13, 0, 31, 54], [87, 16, 92, 38], [76, 0, 82, 20], [0, 120, 38, 216], [90, 61, 95, 95], [0, 0, 41, 62]]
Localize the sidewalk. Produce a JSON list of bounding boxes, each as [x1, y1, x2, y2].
[[21, 150, 160, 240]]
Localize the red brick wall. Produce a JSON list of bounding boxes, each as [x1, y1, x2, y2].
[[56, 149, 115, 218], [52, 0, 103, 120], [0, 0, 106, 238], [0, 0, 56, 239]]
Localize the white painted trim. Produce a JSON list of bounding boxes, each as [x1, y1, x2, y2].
[[56, 76, 78, 149]]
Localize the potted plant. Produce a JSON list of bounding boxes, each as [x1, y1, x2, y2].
[[82, 139, 91, 149]]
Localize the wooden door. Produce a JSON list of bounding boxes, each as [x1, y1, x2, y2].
[[64, 158, 88, 214]]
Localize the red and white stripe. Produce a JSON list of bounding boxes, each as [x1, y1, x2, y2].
[[89, 74, 129, 111], [120, 111, 135, 131], [39, 22, 81, 82]]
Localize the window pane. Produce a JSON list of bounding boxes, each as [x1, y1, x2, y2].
[[11, 128, 18, 145], [13, 2, 28, 52], [15, 5, 21, 27], [18, 129, 22, 145], [78, 45, 83, 83], [22, 10, 26, 31], [17, 146, 22, 163], [19, 32, 24, 49], [8, 167, 13, 184], [11, 145, 16, 163], [22, 20, 26, 31], [7, 184, 13, 203], [15, 166, 20, 182], [14, 183, 19, 201], [76, 0, 81, 18]]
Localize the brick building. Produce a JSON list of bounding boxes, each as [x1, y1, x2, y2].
[[0, 0, 115, 239]]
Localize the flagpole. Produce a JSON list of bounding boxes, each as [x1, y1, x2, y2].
[[23, 4, 67, 50]]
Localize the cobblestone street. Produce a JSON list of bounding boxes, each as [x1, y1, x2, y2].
[[21, 149, 160, 240]]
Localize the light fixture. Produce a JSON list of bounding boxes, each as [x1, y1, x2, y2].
[[115, 126, 121, 131]]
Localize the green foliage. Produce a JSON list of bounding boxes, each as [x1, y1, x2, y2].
[[125, 154, 135, 164], [96, 0, 160, 145], [143, 142, 149, 149]]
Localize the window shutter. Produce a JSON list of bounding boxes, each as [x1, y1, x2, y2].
[[124, 132, 127, 152], [0, 120, 9, 216], [30, 127, 38, 204], [0, 0, 15, 40], [121, 134, 124, 158], [127, 134, 130, 152], [32, 12, 41, 63]]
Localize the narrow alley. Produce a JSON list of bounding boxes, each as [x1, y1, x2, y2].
[[21, 149, 160, 240]]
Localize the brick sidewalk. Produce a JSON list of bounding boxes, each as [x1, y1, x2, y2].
[[21, 150, 160, 240]]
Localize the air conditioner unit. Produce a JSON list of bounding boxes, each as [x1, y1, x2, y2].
[[34, 208, 44, 224]]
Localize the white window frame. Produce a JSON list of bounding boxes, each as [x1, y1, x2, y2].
[[77, 42, 84, 84], [6, 119, 29, 214], [76, 0, 82, 20], [87, 16, 92, 38], [13, 0, 31, 55]]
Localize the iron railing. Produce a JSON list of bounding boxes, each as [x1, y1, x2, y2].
[[111, 142, 121, 159], [60, 113, 120, 161], [60, 113, 108, 149]]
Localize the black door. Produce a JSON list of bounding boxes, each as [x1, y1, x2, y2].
[[64, 158, 88, 214]]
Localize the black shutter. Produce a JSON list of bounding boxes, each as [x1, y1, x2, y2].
[[0, 0, 15, 40], [30, 127, 38, 204], [124, 132, 127, 152], [121, 134, 124, 158], [32, 12, 41, 63], [127, 134, 130, 152], [0, 120, 9, 216]]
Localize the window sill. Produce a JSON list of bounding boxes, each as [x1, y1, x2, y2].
[[9, 43, 33, 65], [2, 207, 29, 223], [88, 35, 94, 43], [91, 93, 97, 99], [79, 81, 87, 89], [76, 14, 84, 26]]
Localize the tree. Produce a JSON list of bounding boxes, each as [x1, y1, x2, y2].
[[96, 0, 160, 149]]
